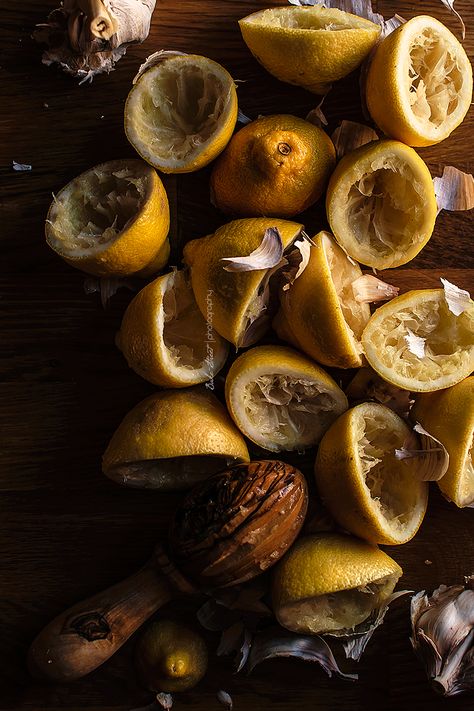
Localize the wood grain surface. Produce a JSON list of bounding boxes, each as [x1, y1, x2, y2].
[[1, 0, 474, 709]]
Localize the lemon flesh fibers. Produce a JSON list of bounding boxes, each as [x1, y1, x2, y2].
[[274, 231, 370, 369], [102, 389, 249, 490], [117, 269, 229, 388], [239, 6, 381, 95], [367, 15, 473, 147], [225, 345, 348, 453], [46, 159, 170, 277], [183, 218, 303, 347], [272, 533, 402, 635], [412, 377, 474, 507], [327, 140, 437, 269], [125, 54, 238, 173], [315, 403, 428, 545], [362, 289, 474, 392]]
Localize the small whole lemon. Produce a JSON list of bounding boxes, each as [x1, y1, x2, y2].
[[135, 619, 208, 693], [210, 115, 336, 217]]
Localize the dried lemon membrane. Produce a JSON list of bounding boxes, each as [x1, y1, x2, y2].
[[125, 54, 238, 173], [367, 16, 472, 147], [45, 159, 170, 276], [117, 269, 229, 388], [362, 289, 474, 392], [327, 140, 437, 269], [225, 345, 348, 453], [315, 403, 428, 545]]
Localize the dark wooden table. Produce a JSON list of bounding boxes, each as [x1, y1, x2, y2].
[[1, 1, 474, 709]]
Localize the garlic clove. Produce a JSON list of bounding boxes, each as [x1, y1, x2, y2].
[[411, 579, 474, 696], [351, 274, 399, 303]]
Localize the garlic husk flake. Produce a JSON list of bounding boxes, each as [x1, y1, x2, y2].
[[395, 423, 449, 482], [217, 690, 233, 711], [331, 121, 379, 160], [411, 578, 474, 696], [434, 166, 474, 214], [341, 590, 411, 661], [222, 227, 284, 272], [438, 0, 466, 40], [246, 627, 357, 680], [441, 278, 472, 317]]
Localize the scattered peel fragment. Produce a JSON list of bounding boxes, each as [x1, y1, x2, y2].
[[222, 227, 284, 272], [306, 96, 328, 128], [83, 275, 137, 309], [404, 329, 426, 359], [341, 590, 411, 661], [217, 690, 233, 711], [281, 237, 312, 291], [246, 627, 357, 680], [433, 167, 474, 214], [331, 121, 379, 160], [12, 160, 32, 172], [411, 578, 474, 696], [156, 693, 173, 710], [441, 278, 472, 316], [237, 108, 252, 125], [35, 0, 156, 80], [395, 423, 449, 482], [438, 0, 466, 40], [351, 275, 399, 303]]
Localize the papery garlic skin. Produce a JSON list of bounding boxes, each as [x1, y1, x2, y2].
[[411, 580, 474, 696], [35, 0, 156, 80]]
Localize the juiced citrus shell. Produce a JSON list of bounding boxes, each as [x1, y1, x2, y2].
[[125, 54, 238, 173], [412, 377, 474, 507], [239, 6, 381, 95], [367, 15, 473, 147], [225, 345, 348, 453], [326, 139, 437, 269], [315, 403, 429, 545], [183, 218, 303, 347], [362, 289, 474, 392], [116, 269, 229, 388], [102, 389, 250, 490], [273, 231, 370, 369], [45, 159, 170, 277], [272, 534, 403, 635]]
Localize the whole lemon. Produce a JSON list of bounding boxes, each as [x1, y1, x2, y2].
[[210, 115, 336, 217], [135, 619, 208, 693]]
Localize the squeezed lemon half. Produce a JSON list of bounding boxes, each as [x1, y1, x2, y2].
[[46, 159, 170, 277], [367, 15, 473, 147], [183, 218, 303, 347], [239, 6, 381, 94], [362, 289, 474, 392], [413, 377, 474, 507], [225, 345, 348, 453], [102, 389, 249, 490], [125, 54, 238, 173], [273, 231, 370, 369], [116, 269, 229, 388], [326, 140, 437, 269], [272, 533, 402, 635], [315, 403, 429, 545]]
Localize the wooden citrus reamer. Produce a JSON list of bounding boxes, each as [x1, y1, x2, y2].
[[28, 461, 308, 682]]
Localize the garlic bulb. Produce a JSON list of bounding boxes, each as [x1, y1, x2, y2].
[[411, 578, 474, 696], [34, 0, 156, 81]]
